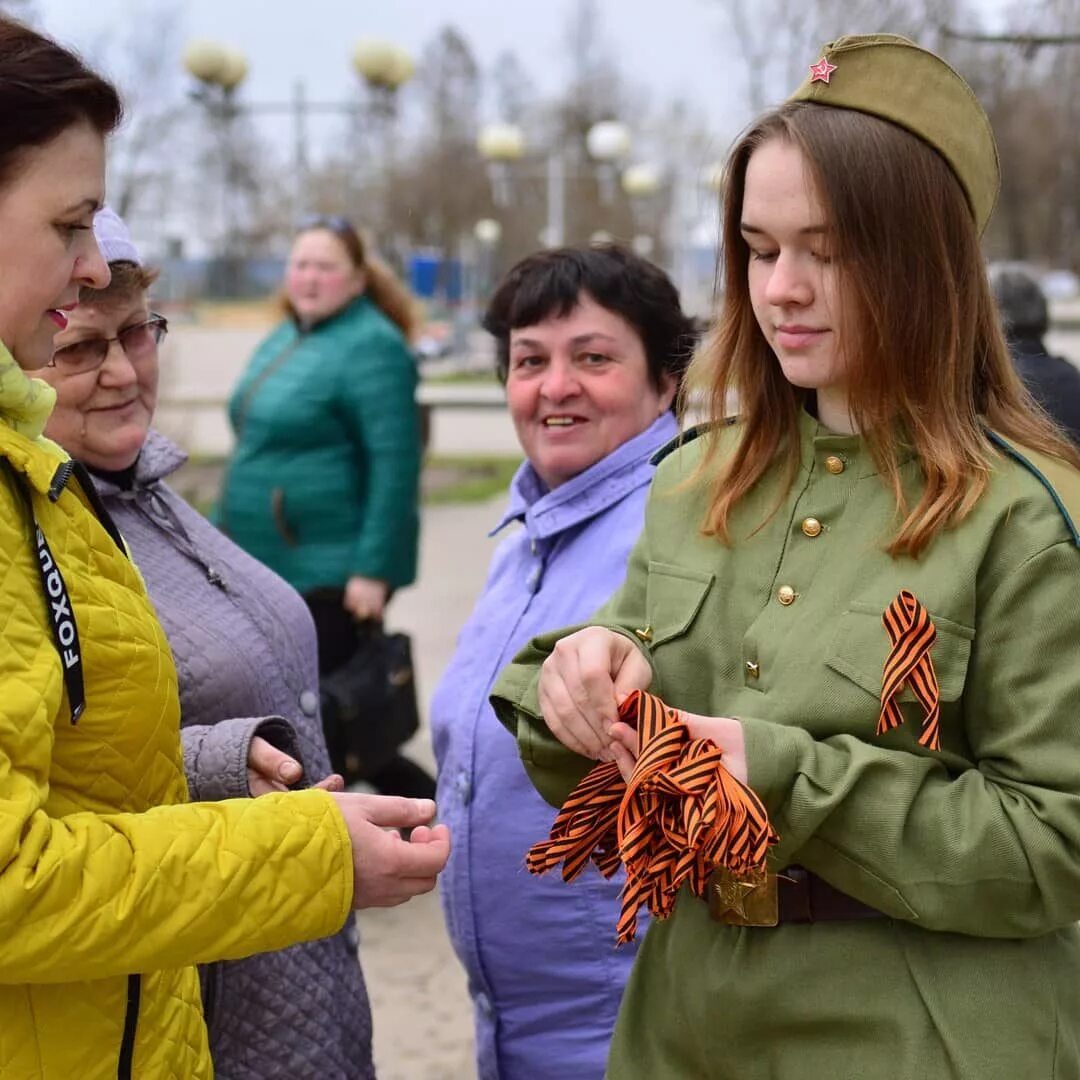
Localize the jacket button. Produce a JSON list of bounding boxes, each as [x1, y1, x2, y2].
[[299, 690, 319, 717], [745, 660, 760, 679], [801, 517, 823, 538], [456, 771, 472, 805], [824, 455, 846, 475], [777, 585, 797, 606]]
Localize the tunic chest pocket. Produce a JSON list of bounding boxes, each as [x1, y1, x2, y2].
[[644, 561, 715, 647], [826, 601, 975, 703]]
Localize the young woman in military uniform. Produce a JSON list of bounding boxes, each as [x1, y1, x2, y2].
[[492, 34, 1080, 1079]]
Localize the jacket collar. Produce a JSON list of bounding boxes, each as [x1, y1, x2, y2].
[[293, 293, 371, 334], [0, 341, 56, 441], [0, 342, 68, 492], [491, 412, 679, 540], [88, 429, 188, 496], [1009, 334, 1049, 361], [796, 405, 916, 478]]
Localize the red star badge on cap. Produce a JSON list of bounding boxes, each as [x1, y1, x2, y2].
[[809, 56, 837, 84]]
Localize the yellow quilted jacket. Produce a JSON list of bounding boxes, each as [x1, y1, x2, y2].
[[0, 349, 354, 1079]]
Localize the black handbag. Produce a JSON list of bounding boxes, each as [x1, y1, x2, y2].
[[319, 621, 421, 784]]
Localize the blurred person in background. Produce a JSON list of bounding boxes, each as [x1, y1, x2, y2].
[[40, 207, 377, 1080], [219, 216, 435, 798], [989, 261, 1080, 447], [0, 17, 448, 1080], [430, 245, 697, 1079]]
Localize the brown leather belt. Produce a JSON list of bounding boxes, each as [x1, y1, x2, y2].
[[708, 865, 885, 926], [777, 866, 885, 923]]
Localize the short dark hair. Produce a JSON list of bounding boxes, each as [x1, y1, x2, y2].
[[988, 262, 1049, 339], [0, 16, 122, 186], [483, 244, 697, 396]]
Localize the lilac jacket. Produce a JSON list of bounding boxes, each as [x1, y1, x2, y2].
[[431, 412, 678, 1080], [88, 430, 373, 1080]]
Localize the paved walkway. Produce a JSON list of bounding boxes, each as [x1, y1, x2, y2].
[[359, 890, 476, 1079], [355, 496, 506, 1079]]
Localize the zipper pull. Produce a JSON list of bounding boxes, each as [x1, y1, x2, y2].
[[206, 567, 227, 590], [48, 461, 75, 502]]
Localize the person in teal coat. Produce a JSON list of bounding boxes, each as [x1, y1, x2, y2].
[[492, 35, 1080, 1079], [221, 216, 433, 797]]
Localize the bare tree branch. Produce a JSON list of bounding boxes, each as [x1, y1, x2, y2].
[[940, 27, 1080, 47]]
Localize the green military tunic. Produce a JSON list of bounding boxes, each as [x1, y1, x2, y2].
[[491, 410, 1080, 1079]]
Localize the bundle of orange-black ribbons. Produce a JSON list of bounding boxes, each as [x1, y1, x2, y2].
[[526, 689, 779, 943]]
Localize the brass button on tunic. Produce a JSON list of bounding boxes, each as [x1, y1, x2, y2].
[[777, 585, 797, 606], [801, 517, 823, 538], [825, 455, 846, 475]]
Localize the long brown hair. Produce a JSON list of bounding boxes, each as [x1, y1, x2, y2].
[[692, 102, 1080, 557], [282, 218, 420, 340]]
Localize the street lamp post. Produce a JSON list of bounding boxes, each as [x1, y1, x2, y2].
[[621, 163, 663, 199], [621, 162, 663, 259], [470, 217, 502, 332], [183, 37, 415, 261], [473, 217, 503, 246], [352, 40, 415, 120], [658, 160, 726, 314], [544, 151, 566, 248], [477, 119, 638, 250], [351, 40, 416, 237], [585, 120, 632, 205], [476, 123, 527, 208], [183, 41, 252, 294]]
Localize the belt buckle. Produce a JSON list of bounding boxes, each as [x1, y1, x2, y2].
[[708, 866, 779, 927]]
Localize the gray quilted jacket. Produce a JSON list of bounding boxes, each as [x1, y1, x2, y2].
[[87, 430, 375, 1080]]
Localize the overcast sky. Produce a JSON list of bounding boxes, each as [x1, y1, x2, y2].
[[35, 0, 1012, 143], [40, 0, 749, 129], [28, 0, 1012, 261]]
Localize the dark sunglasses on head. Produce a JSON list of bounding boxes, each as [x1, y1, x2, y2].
[[50, 313, 169, 375], [296, 213, 356, 236]]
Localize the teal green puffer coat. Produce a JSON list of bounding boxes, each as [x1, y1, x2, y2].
[[220, 295, 421, 593]]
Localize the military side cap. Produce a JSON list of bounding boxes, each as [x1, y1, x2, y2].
[[788, 33, 1000, 233]]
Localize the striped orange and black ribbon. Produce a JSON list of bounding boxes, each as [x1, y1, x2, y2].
[[878, 589, 941, 751], [526, 690, 778, 944]]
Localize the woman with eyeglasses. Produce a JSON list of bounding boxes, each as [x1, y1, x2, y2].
[[39, 207, 379, 1079], [0, 17, 449, 1080], [219, 215, 435, 798]]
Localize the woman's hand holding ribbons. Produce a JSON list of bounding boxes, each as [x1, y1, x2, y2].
[[537, 626, 748, 782], [538, 627, 653, 760]]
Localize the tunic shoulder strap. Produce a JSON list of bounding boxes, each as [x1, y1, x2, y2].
[[986, 431, 1080, 548], [650, 417, 736, 467]]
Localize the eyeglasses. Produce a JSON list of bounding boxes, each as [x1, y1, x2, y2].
[[50, 313, 169, 375]]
